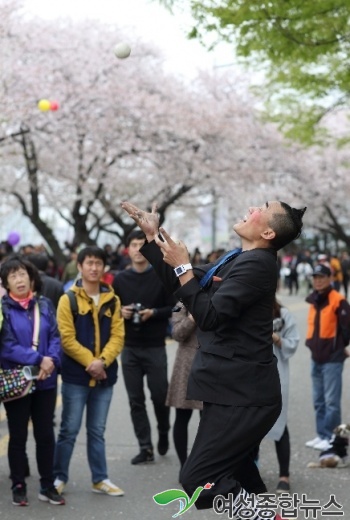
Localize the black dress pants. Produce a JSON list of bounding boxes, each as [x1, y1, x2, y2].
[[180, 400, 281, 510], [122, 346, 170, 450]]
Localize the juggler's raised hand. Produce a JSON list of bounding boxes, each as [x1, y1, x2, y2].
[[155, 227, 190, 268], [121, 201, 160, 241]]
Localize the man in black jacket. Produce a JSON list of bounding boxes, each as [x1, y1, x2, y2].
[[112, 230, 175, 465], [121, 200, 305, 520]]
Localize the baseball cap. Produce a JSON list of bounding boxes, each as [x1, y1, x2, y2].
[[312, 264, 331, 277]]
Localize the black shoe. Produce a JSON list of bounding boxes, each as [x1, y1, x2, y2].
[[157, 433, 169, 456], [12, 484, 28, 506], [38, 486, 65, 505], [276, 480, 290, 494], [131, 449, 154, 465]]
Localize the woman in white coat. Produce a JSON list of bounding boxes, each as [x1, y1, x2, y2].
[[267, 296, 300, 494]]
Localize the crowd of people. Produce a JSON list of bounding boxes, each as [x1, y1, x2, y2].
[[2, 240, 350, 303], [279, 250, 350, 298], [0, 208, 349, 519]]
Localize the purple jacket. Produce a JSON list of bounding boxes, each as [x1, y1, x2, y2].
[[0, 294, 62, 391]]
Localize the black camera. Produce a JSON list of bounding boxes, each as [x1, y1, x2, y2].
[[132, 303, 145, 329]]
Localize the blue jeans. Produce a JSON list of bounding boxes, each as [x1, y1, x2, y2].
[[311, 361, 343, 440], [54, 382, 113, 484]]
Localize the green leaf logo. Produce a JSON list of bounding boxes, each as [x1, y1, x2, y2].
[[153, 483, 214, 517]]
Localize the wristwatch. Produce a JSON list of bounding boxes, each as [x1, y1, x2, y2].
[[174, 263, 193, 277]]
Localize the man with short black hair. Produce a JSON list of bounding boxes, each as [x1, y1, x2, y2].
[[53, 246, 125, 497], [121, 200, 305, 520], [113, 231, 175, 465]]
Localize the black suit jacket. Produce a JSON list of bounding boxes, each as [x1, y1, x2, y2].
[[141, 241, 281, 407]]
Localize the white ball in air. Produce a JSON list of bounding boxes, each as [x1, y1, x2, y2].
[[114, 42, 131, 59]]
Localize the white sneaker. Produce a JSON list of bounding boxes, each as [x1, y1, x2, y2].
[[305, 436, 322, 448], [54, 478, 66, 495], [92, 479, 124, 496], [313, 439, 332, 451]]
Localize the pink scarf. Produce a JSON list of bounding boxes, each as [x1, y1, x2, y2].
[[9, 291, 34, 309]]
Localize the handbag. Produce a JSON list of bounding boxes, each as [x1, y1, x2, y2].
[[0, 366, 34, 402], [0, 302, 40, 403]]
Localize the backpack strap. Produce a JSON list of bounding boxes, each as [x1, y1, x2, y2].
[[31, 302, 40, 350], [67, 290, 78, 320], [0, 299, 3, 330]]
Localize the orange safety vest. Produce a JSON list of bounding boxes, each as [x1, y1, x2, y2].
[[306, 289, 348, 363]]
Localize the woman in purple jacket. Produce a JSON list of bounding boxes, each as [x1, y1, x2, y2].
[[0, 256, 65, 507]]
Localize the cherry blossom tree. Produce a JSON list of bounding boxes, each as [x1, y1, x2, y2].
[[2, 6, 350, 257]]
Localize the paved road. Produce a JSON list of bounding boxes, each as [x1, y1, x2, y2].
[[0, 288, 349, 520]]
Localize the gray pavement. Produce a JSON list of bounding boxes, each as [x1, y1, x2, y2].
[[0, 287, 349, 519]]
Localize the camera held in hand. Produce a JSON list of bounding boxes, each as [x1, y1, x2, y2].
[[132, 303, 145, 329], [273, 317, 284, 333]]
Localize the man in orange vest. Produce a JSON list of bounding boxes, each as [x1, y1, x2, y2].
[[305, 264, 350, 452]]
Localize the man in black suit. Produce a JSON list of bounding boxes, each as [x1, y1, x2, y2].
[[121, 200, 305, 520], [27, 254, 64, 309]]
